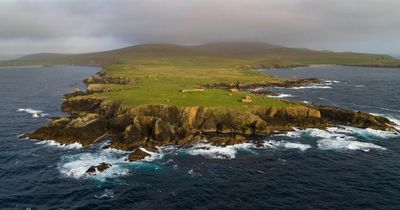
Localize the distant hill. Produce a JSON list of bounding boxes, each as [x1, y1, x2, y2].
[[1, 42, 400, 68]]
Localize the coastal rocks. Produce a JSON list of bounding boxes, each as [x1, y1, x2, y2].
[[64, 88, 87, 98], [84, 75, 135, 85], [204, 78, 322, 89], [26, 113, 107, 146], [238, 64, 307, 70], [128, 149, 151, 161], [86, 162, 112, 174], [61, 96, 104, 113], [318, 105, 396, 131], [251, 89, 278, 96], [273, 78, 322, 88], [87, 84, 111, 93], [25, 91, 398, 162]]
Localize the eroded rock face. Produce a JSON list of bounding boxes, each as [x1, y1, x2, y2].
[[318, 105, 396, 130], [26, 112, 107, 146], [86, 162, 112, 174]]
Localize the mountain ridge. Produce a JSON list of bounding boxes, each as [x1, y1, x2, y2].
[[1, 42, 399, 67]]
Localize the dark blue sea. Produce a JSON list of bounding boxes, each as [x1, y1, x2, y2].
[[1, 65, 400, 210]]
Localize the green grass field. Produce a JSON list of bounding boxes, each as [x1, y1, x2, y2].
[[99, 56, 288, 110]]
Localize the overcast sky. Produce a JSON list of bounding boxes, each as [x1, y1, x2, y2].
[[1, 0, 399, 55]]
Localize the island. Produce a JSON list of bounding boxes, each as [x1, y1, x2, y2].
[[6, 42, 399, 164]]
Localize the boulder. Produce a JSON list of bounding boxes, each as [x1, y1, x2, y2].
[[128, 149, 151, 162], [86, 162, 112, 173]]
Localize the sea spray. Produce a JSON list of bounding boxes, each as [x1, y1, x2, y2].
[[17, 108, 48, 118]]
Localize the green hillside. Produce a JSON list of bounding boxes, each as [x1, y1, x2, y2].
[[2, 42, 400, 68], [3, 42, 400, 110]]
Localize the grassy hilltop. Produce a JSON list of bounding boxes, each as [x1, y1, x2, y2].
[[3, 42, 400, 110]]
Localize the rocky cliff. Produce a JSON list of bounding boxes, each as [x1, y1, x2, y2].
[[25, 93, 398, 161]]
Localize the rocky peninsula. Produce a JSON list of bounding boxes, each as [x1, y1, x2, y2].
[[25, 74, 398, 162], [10, 43, 399, 169]]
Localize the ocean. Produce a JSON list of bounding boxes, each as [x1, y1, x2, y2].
[[0, 65, 399, 209]]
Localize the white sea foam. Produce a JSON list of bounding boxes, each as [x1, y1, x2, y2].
[[269, 94, 294, 98], [139, 148, 164, 162], [387, 117, 400, 131], [329, 126, 399, 139], [325, 80, 340, 83], [317, 139, 386, 152], [251, 87, 264, 92], [290, 85, 332, 89], [58, 150, 129, 180], [276, 128, 353, 141], [36, 140, 83, 149], [274, 130, 302, 138], [306, 128, 354, 140], [263, 140, 311, 151], [17, 108, 48, 118], [186, 142, 253, 159], [275, 127, 388, 152]]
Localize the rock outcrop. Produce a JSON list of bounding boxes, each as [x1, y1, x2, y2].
[[84, 75, 135, 85], [128, 149, 151, 161], [86, 162, 112, 174], [23, 73, 398, 162], [24, 93, 398, 161], [204, 78, 322, 89]]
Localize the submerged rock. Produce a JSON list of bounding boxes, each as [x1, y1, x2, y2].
[[86, 162, 112, 174]]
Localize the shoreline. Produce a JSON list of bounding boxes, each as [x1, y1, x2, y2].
[[24, 69, 399, 163]]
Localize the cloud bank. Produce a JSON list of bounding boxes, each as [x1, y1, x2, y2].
[[0, 0, 399, 55]]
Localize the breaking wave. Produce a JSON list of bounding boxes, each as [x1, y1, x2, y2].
[[269, 94, 294, 98], [186, 142, 253, 159], [290, 85, 332, 89], [57, 120, 400, 179], [263, 140, 311, 151], [317, 139, 386, 152], [140, 147, 164, 162], [277, 126, 390, 152], [58, 150, 130, 181], [325, 80, 340, 84], [36, 140, 83, 149], [17, 108, 48, 118]]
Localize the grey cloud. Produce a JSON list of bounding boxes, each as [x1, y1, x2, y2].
[[0, 0, 399, 55]]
